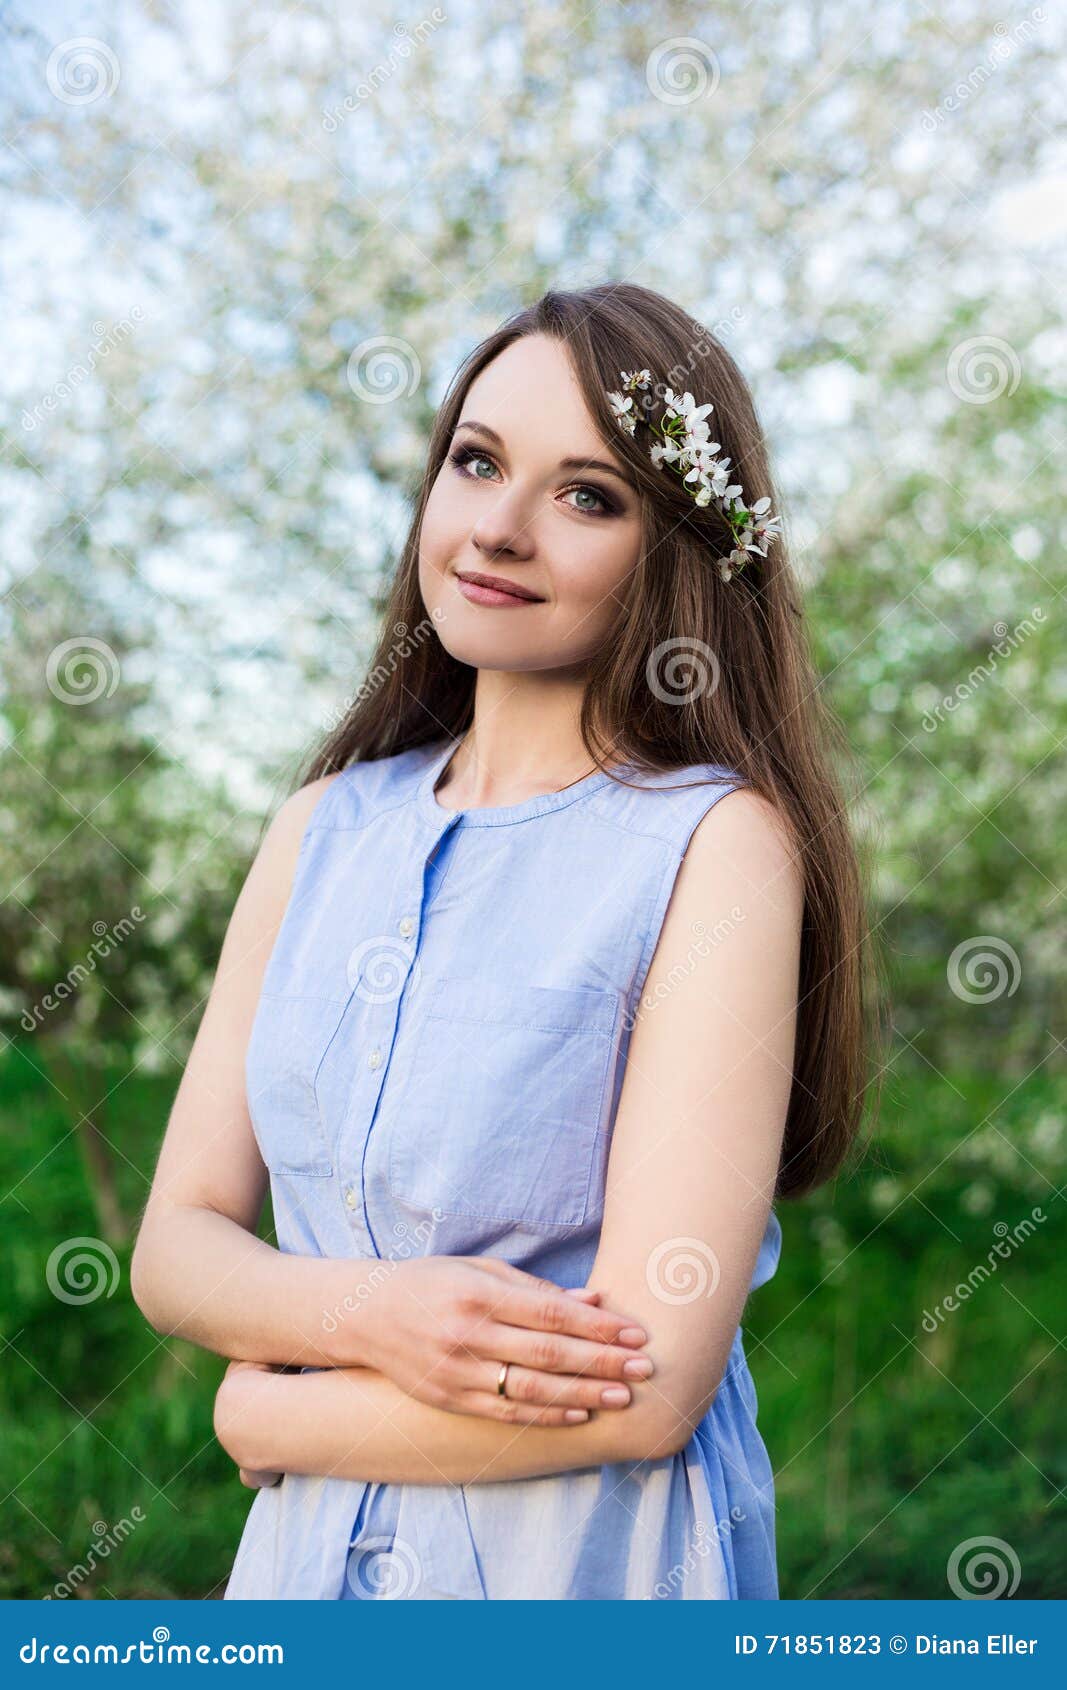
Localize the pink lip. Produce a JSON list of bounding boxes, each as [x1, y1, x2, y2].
[[454, 572, 544, 607]]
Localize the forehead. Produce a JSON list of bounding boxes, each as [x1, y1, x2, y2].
[[461, 335, 607, 454]]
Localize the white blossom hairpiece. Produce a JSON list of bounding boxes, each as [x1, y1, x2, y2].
[[607, 368, 782, 582]]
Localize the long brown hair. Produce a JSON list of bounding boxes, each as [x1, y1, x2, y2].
[[296, 282, 885, 1199]]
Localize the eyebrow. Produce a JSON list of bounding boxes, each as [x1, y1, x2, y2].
[[453, 418, 635, 487]]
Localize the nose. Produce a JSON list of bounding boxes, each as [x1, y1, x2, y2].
[[470, 489, 537, 561]]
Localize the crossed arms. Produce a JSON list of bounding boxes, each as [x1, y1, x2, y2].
[[131, 774, 802, 1487]]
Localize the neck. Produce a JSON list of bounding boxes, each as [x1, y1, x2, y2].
[[438, 733, 604, 808]]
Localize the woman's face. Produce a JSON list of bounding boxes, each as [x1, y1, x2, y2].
[[419, 334, 643, 673]]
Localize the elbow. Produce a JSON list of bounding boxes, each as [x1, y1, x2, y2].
[[214, 1368, 274, 1474], [129, 1237, 171, 1335], [128, 1242, 153, 1322], [213, 1373, 254, 1469], [605, 1391, 706, 1464]]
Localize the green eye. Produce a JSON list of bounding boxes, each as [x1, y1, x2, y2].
[[566, 484, 613, 516], [449, 445, 498, 480], [449, 445, 617, 517]]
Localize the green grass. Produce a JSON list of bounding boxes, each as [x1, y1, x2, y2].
[[1, 1044, 1062, 1598]]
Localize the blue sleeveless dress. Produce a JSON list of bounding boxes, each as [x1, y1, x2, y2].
[[222, 735, 782, 1600]]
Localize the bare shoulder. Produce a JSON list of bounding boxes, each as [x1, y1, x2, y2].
[[240, 771, 346, 929], [255, 774, 346, 892], [676, 783, 805, 928], [265, 771, 345, 853], [632, 782, 805, 1076]]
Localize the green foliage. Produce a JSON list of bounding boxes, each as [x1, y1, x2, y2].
[[1, 1045, 1061, 1599], [1, 0, 1062, 1602]]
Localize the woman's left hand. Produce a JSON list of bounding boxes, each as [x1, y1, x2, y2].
[[219, 1360, 283, 1488]]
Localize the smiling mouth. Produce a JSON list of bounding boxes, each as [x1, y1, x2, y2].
[[453, 570, 545, 605]]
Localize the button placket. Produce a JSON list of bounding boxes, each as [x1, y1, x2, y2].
[[339, 907, 423, 1247]]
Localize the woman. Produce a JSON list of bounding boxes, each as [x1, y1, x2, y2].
[[131, 282, 875, 1600]]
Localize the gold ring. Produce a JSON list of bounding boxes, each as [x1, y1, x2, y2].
[[496, 1361, 509, 1397]]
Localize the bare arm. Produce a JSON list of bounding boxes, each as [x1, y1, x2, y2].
[[214, 787, 804, 1480], [217, 1357, 669, 1483], [129, 774, 374, 1366]]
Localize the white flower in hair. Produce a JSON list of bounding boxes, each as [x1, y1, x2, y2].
[[606, 390, 637, 435], [663, 387, 714, 445], [609, 369, 782, 582]]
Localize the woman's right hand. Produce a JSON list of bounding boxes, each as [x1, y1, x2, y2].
[[360, 1255, 655, 1426]]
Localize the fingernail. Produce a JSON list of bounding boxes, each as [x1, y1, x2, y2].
[[618, 1326, 647, 1345], [601, 1385, 630, 1406], [564, 1409, 589, 1423], [623, 1357, 653, 1378]]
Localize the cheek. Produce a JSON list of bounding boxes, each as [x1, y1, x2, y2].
[[556, 529, 640, 628], [418, 478, 455, 565]]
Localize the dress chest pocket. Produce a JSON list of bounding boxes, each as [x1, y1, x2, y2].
[[386, 975, 622, 1229], [245, 989, 352, 1177]]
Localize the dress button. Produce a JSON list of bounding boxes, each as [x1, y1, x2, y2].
[[368, 1048, 382, 1069], [344, 1186, 357, 1209], [398, 916, 415, 938]]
